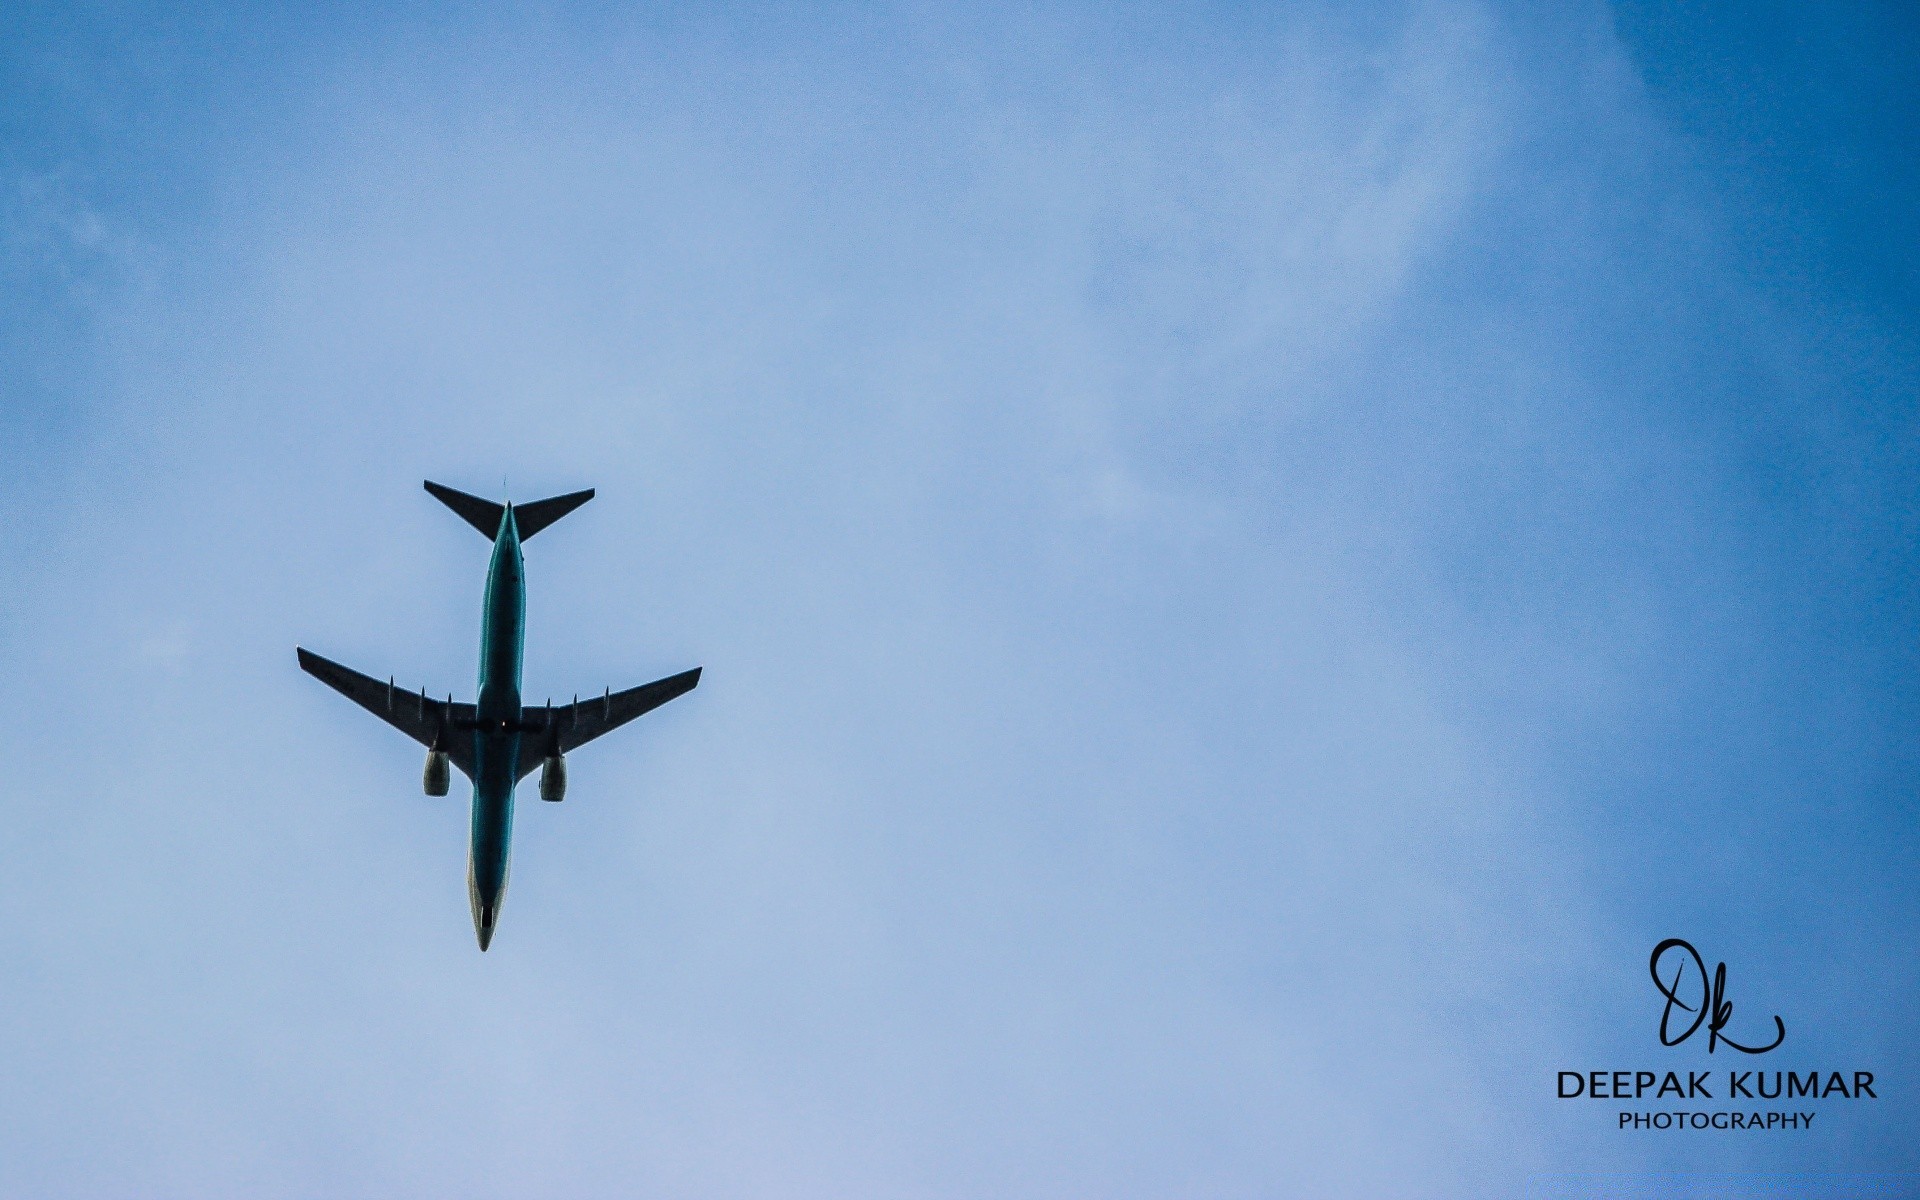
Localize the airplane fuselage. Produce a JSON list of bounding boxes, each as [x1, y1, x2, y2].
[[468, 506, 525, 949], [297, 478, 699, 952]]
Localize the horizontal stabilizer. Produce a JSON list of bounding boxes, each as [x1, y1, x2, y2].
[[424, 480, 594, 541], [424, 481, 504, 539], [513, 487, 594, 539]]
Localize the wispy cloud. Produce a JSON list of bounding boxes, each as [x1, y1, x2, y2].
[[0, 2, 1913, 1194]]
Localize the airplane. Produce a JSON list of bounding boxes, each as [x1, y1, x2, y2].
[[297, 481, 700, 951]]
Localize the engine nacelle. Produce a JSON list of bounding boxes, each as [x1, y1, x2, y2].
[[423, 750, 450, 796], [539, 754, 567, 803]]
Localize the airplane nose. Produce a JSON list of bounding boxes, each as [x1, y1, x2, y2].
[[469, 879, 501, 951]]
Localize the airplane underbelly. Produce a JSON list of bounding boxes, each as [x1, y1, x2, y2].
[[468, 737, 518, 897]]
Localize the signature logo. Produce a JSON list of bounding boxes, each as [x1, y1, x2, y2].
[[1650, 938, 1785, 1055]]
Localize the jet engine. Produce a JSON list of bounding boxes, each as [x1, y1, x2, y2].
[[423, 749, 451, 796], [539, 754, 567, 803]]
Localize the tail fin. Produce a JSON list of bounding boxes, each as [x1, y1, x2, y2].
[[424, 480, 594, 541]]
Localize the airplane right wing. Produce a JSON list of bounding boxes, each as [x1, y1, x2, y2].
[[297, 647, 479, 780], [514, 667, 701, 779]]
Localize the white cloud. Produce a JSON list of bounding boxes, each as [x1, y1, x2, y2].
[[7, 2, 1904, 1194]]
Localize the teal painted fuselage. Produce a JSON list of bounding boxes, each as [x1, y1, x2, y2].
[[468, 506, 526, 951]]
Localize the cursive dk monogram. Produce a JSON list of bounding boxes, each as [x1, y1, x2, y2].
[[1650, 938, 1785, 1054]]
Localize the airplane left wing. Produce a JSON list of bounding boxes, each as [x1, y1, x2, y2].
[[514, 667, 701, 780], [297, 647, 479, 780]]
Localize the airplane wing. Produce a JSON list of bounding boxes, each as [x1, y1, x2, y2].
[[514, 667, 701, 780], [297, 647, 479, 780]]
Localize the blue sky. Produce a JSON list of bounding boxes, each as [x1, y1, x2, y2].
[[2, 3, 1915, 1196]]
